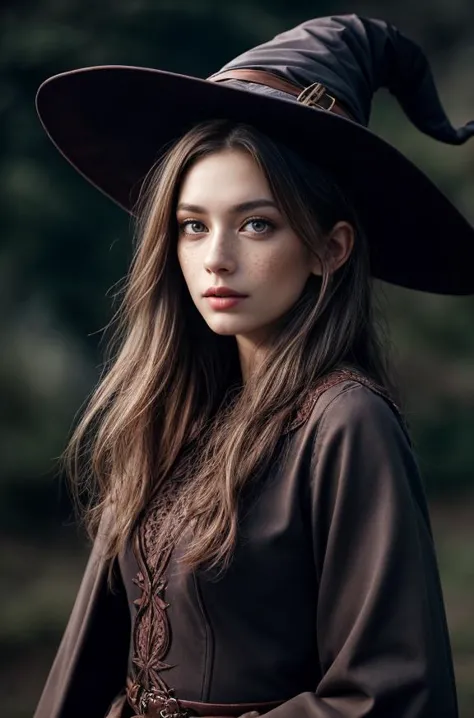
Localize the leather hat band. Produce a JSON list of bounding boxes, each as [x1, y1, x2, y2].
[[208, 68, 354, 121]]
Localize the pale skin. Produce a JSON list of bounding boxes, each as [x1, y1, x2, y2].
[[176, 149, 353, 715], [176, 149, 354, 384]]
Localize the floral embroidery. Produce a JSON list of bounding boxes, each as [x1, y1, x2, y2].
[[126, 367, 402, 714], [127, 476, 190, 716]]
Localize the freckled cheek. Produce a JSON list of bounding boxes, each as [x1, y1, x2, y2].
[[255, 247, 307, 290], [177, 249, 199, 294]]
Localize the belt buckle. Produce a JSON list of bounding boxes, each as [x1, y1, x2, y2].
[[138, 684, 189, 718], [137, 686, 155, 714], [158, 695, 184, 718]]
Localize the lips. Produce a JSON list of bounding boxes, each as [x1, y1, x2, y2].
[[203, 287, 247, 297]]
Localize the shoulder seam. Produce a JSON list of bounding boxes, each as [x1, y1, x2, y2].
[[315, 380, 411, 446], [283, 368, 404, 436]]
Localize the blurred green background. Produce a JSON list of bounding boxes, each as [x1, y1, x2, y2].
[[1, 0, 474, 715]]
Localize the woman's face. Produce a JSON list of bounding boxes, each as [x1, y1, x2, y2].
[[176, 148, 319, 348]]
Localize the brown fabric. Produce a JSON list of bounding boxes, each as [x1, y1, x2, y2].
[[33, 374, 459, 718], [129, 483, 180, 701], [33, 505, 131, 718], [104, 692, 129, 718], [126, 369, 399, 715], [283, 367, 404, 434], [125, 675, 284, 717]]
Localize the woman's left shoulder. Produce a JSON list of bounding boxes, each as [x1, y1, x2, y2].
[[287, 370, 406, 440], [306, 379, 415, 469], [316, 378, 401, 425]]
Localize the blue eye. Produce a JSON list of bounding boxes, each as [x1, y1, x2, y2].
[[243, 218, 274, 234], [180, 220, 207, 234]]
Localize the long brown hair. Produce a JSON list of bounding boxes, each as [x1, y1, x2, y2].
[[62, 119, 394, 576]]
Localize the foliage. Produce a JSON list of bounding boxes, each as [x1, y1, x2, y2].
[[1, 1, 474, 713], [2, 0, 474, 509]]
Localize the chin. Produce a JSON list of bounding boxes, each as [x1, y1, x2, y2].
[[206, 318, 252, 336], [207, 324, 241, 336]]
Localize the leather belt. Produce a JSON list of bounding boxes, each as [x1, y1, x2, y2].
[[208, 68, 354, 121], [126, 677, 285, 717]]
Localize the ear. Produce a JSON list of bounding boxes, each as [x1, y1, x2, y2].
[[310, 221, 355, 276]]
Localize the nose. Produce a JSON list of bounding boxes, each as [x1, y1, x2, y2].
[[204, 228, 237, 275]]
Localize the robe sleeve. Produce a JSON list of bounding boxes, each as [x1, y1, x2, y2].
[[264, 381, 459, 718], [33, 508, 131, 718]]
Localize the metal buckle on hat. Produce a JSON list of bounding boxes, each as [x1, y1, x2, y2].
[[297, 82, 336, 111]]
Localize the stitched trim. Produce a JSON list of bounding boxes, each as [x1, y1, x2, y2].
[[282, 367, 403, 435], [126, 367, 403, 714], [127, 477, 189, 715]]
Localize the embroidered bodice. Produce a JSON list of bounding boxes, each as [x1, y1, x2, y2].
[[124, 368, 403, 716]]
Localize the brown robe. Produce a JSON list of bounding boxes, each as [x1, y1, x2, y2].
[[33, 375, 459, 718]]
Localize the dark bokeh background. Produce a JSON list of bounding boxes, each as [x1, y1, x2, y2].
[[2, 1, 474, 715]]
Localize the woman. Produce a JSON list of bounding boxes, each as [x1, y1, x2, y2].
[[34, 14, 474, 718]]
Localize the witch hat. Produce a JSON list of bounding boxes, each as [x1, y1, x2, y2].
[[35, 14, 474, 295]]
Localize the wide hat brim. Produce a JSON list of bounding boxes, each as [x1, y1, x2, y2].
[[36, 65, 474, 295]]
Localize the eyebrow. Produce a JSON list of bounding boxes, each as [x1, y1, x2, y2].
[[176, 199, 279, 214]]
